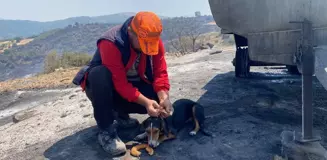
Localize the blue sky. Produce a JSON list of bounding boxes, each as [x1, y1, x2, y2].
[[0, 0, 212, 22]]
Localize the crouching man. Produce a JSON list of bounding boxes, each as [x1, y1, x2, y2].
[[72, 11, 172, 156]]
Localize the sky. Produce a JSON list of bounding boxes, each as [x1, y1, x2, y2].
[[0, 0, 212, 22]]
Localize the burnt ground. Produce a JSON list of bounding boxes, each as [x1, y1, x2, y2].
[[1, 47, 327, 160]]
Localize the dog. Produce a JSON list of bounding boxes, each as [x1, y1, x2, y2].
[[134, 98, 213, 148]]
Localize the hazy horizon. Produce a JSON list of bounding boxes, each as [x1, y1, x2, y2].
[[0, 0, 212, 22]]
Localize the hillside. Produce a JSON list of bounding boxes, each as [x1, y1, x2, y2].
[[0, 15, 219, 81], [0, 23, 113, 81], [0, 12, 168, 40]]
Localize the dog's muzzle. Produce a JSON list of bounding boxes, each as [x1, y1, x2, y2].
[[149, 140, 159, 148], [148, 122, 159, 148]]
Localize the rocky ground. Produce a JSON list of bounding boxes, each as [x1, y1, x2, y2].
[[1, 46, 327, 160]]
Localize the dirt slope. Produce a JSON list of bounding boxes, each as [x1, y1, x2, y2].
[[1, 46, 327, 160]]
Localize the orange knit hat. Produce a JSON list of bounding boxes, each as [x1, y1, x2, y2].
[[130, 11, 163, 55]]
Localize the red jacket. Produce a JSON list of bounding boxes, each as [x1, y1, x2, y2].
[[88, 38, 170, 102]]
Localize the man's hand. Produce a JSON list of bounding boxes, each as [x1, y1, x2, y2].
[[157, 90, 172, 118], [136, 93, 163, 117], [145, 100, 162, 117], [159, 98, 173, 118]]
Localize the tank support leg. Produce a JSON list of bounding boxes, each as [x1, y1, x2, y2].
[[301, 73, 313, 140], [297, 18, 316, 143], [280, 19, 327, 160]]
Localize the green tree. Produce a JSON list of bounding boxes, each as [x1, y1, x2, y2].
[[14, 37, 22, 43], [3, 49, 10, 55]]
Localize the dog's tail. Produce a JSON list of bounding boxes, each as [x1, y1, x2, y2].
[[200, 127, 215, 137]]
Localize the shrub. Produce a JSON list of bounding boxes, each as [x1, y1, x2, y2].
[[43, 51, 60, 73], [3, 49, 10, 55], [14, 37, 22, 43], [59, 52, 92, 68], [43, 51, 92, 74]]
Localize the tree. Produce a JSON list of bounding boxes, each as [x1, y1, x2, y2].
[[3, 49, 10, 55], [184, 17, 203, 52], [195, 11, 201, 17], [0, 44, 5, 49], [164, 17, 189, 54], [163, 16, 204, 54], [14, 37, 22, 43]]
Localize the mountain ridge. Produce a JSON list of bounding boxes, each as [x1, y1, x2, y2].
[[0, 12, 169, 40]]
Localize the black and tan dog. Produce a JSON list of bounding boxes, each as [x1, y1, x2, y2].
[[134, 98, 213, 148]]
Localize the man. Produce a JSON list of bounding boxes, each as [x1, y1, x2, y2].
[[72, 11, 172, 156]]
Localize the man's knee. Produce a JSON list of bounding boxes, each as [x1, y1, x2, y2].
[[87, 65, 112, 86]]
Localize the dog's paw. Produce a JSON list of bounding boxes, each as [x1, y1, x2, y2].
[[189, 131, 197, 136], [134, 135, 145, 141], [134, 132, 147, 141]]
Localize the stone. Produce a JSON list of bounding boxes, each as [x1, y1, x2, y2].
[[288, 80, 295, 84], [60, 113, 68, 118], [12, 110, 37, 123], [206, 42, 215, 49], [80, 99, 88, 102], [273, 155, 285, 160], [83, 114, 91, 118], [256, 97, 273, 107], [199, 44, 210, 50], [59, 78, 70, 82], [33, 155, 49, 160], [209, 50, 223, 55], [55, 67, 64, 72], [69, 94, 77, 99]]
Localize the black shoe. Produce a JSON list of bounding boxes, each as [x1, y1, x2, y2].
[[97, 120, 126, 156]]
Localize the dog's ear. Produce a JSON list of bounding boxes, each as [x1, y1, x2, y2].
[[161, 118, 170, 136], [140, 117, 151, 132]]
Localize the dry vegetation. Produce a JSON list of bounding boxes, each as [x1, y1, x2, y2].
[[0, 38, 33, 54], [165, 31, 234, 55], [0, 51, 92, 92], [0, 67, 80, 92], [16, 38, 34, 45], [43, 51, 92, 73], [0, 54, 178, 93], [198, 32, 235, 47], [0, 41, 13, 53], [162, 16, 232, 55]]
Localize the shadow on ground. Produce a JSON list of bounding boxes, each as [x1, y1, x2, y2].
[[43, 124, 152, 160], [43, 71, 327, 160]]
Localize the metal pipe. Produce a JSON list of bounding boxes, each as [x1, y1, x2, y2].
[[301, 19, 315, 141], [302, 73, 313, 139]]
